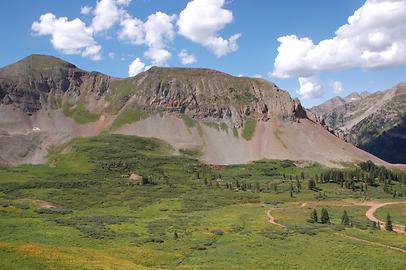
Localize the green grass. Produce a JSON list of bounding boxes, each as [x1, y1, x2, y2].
[[109, 108, 149, 131], [179, 148, 202, 157], [233, 127, 239, 138], [1, 135, 406, 270], [106, 78, 136, 112], [241, 118, 257, 140], [181, 115, 196, 128], [63, 101, 100, 124], [203, 121, 220, 131], [375, 204, 406, 225]]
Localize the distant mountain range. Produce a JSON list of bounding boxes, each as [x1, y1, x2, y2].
[[0, 55, 389, 167], [312, 84, 406, 164]]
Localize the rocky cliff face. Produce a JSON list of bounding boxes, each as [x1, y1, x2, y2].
[[312, 85, 406, 164], [112, 67, 307, 127], [0, 55, 110, 114], [0, 55, 308, 128]]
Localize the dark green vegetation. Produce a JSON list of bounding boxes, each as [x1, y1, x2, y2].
[[63, 101, 101, 124], [181, 114, 197, 128], [241, 118, 257, 140], [109, 108, 149, 131], [1, 135, 406, 269]]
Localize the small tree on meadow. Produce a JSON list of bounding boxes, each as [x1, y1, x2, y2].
[[386, 213, 393, 231], [321, 208, 330, 224], [372, 221, 378, 230], [308, 179, 317, 190], [341, 210, 350, 226], [308, 209, 318, 223]]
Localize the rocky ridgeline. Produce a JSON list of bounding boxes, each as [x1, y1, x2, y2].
[[0, 55, 310, 128], [0, 55, 110, 114]]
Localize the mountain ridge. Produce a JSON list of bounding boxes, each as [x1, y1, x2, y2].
[[311, 84, 406, 164], [0, 54, 390, 167]]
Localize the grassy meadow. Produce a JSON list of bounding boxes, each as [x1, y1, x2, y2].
[[0, 134, 405, 269]]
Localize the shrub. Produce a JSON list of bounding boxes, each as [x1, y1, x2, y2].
[[211, 229, 224, 236], [34, 208, 72, 215]]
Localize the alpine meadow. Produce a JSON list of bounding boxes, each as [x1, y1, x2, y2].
[[0, 0, 405, 269]]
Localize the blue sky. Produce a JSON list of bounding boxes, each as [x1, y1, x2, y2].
[[0, 0, 405, 107]]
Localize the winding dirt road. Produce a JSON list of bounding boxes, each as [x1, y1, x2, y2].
[[364, 201, 406, 234], [266, 209, 285, 228]]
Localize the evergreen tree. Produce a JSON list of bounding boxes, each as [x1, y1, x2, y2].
[[386, 213, 393, 231], [372, 221, 378, 230], [321, 208, 330, 224], [308, 209, 318, 223], [296, 178, 302, 191], [341, 210, 350, 226], [308, 179, 317, 190]]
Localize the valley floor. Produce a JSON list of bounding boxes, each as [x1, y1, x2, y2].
[[0, 135, 405, 269]]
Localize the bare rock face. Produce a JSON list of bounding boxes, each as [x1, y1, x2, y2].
[[0, 56, 308, 128], [311, 84, 406, 164], [0, 54, 110, 114], [120, 67, 308, 127]]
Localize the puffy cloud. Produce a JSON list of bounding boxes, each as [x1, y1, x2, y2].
[[177, 0, 241, 57], [144, 47, 171, 66], [178, 49, 196, 64], [272, 0, 406, 78], [252, 74, 262, 78], [32, 13, 101, 60], [91, 0, 129, 33], [118, 16, 144, 45], [297, 76, 323, 99], [330, 81, 343, 94], [119, 11, 176, 66], [128, 57, 145, 77], [144, 12, 176, 49], [80, 6, 92, 15]]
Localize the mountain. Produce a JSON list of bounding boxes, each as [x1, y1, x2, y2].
[[312, 84, 406, 164], [0, 55, 387, 167]]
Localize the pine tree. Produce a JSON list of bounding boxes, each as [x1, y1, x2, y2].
[[308, 179, 317, 190], [386, 213, 393, 231], [296, 178, 301, 191], [341, 210, 350, 226], [321, 208, 330, 224], [308, 209, 318, 223]]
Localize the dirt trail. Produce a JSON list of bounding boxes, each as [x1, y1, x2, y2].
[[335, 233, 406, 253], [364, 201, 406, 234], [266, 209, 285, 228]]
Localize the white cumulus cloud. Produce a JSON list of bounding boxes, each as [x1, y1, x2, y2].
[[128, 57, 145, 77], [32, 13, 101, 60], [272, 0, 406, 78], [119, 11, 176, 66], [80, 6, 92, 15], [91, 0, 129, 33], [297, 76, 323, 99], [178, 49, 196, 64], [118, 16, 144, 45], [177, 0, 241, 57]]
